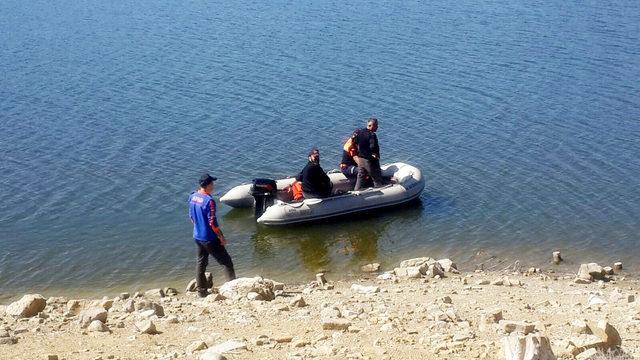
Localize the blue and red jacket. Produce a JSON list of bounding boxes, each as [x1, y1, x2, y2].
[[188, 191, 220, 242]]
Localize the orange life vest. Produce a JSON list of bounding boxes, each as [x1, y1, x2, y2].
[[343, 137, 358, 157], [291, 180, 304, 201]]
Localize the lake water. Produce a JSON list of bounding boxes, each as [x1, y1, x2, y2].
[[1, 0, 639, 301]]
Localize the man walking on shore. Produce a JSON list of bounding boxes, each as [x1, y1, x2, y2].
[[188, 173, 236, 298]]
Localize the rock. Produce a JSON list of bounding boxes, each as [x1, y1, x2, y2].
[[400, 257, 434, 268], [0, 337, 17, 345], [499, 320, 536, 335], [427, 263, 445, 278], [246, 292, 263, 301], [292, 339, 308, 347], [602, 267, 614, 275], [199, 351, 227, 360], [135, 320, 158, 335], [272, 281, 284, 291], [574, 278, 592, 284], [145, 289, 165, 298], [316, 273, 327, 287], [289, 295, 307, 308], [350, 284, 380, 294], [394, 266, 423, 278], [587, 320, 621, 348], [567, 335, 608, 356], [439, 296, 453, 304], [575, 348, 598, 360], [186, 272, 213, 292], [6, 294, 47, 318], [88, 320, 109, 333], [587, 294, 607, 308], [553, 251, 563, 264], [119, 292, 130, 300], [202, 340, 246, 356], [479, 309, 503, 331], [377, 272, 397, 281], [273, 335, 293, 343], [78, 308, 108, 328], [219, 277, 275, 301], [577, 263, 605, 281], [90, 298, 113, 311], [122, 299, 135, 313], [46, 355, 59, 360], [628, 294, 635, 303], [320, 307, 341, 319], [205, 293, 226, 302], [491, 279, 504, 286], [134, 300, 164, 317], [322, 318, 351, 330], [502, 332, 555, 360], [437, 259, 459, 273], [361, 263, 380, 272], [139, 309, 158, 319], [187, 341, 208, 353], [613, 262, 623, 271], [66, 300, 84, 315], [163, 288, 178, 296], [570, 319, 590, 334]]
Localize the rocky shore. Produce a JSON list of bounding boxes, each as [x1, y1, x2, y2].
[[1, 256, 638, 360]]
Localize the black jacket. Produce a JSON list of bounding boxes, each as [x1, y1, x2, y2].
[[354, 128, 379, 160], [296, 161, 332, 198]]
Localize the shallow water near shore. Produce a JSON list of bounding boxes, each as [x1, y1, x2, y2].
[[1, 0, 640, 301]]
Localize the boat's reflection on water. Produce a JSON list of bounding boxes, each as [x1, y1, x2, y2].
[[222, 199, 424, 281]]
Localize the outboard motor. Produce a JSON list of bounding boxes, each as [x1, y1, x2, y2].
[[251, 178, 277, 218]]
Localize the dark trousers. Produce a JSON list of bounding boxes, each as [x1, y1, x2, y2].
[[354, 158, 383, 190], [195, 240, 236, 291]]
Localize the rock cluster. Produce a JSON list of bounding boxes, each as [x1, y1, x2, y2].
[[0, 254, 636, 360]]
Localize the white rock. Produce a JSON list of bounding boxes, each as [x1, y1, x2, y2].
[[376, 272, 396, 281], [87, 320, 109, 333], [187, 341, 208, 353], [135, 320, 158, 334], [78, 308, 108, 328], [289, 295, 307, 308], [575, 348, 598, 360], [437, 259, 459, 273], [587, 319, 621, 348], [361, 263, 380, 272], [202, 340, 246, 355], [350, 284, 380, 294], [587, 294, 607, 308], [400, 257, 433, 268], [6, 294, 47, 318], [577, 263, 605, 281], [218, 277, 275, 301], [499, 320, 536, 335], [570, 319, 589, 334], [502, 332, 555, 360]]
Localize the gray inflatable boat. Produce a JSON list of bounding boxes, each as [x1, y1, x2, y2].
[[220, 162, 425, 225]]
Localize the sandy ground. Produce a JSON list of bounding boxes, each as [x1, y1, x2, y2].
[[1, 261, 639, 360]]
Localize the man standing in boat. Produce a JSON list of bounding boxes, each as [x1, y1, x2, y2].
[[353, 117, 384, 190], [188, 173, 236, 298], [296, 148, 332, 198]]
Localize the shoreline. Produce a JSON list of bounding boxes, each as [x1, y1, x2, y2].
[[1, 249, 634, 305], [1, 255, 638, 359]]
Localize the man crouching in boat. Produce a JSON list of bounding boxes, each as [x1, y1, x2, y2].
[[296, 148, 332, 199]]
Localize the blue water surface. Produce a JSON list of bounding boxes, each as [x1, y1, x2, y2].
[[1, 0, 639, 300]]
